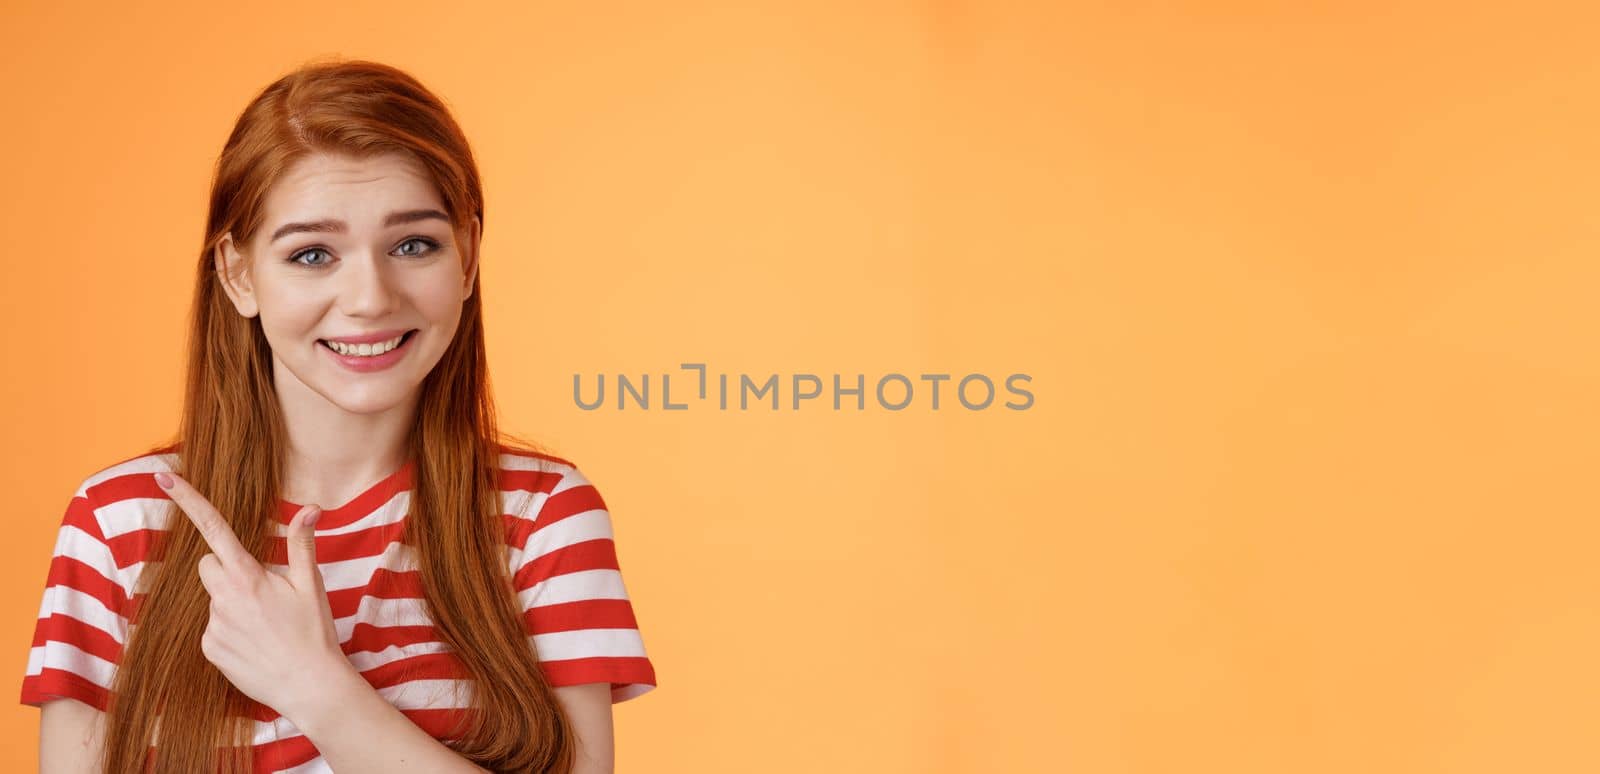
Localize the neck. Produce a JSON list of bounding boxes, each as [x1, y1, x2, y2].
[[272, 355, 421, 507]]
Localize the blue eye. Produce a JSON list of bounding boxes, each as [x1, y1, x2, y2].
[[289, 248, 332, 267], [394, 237, 440, 257], [288, 237, 440, 268]]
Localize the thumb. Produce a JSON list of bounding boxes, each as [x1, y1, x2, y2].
[[286, 505, 323, 590]]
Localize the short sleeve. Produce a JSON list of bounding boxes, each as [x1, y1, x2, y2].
[[507, 463, 656, 703], [20, 485, 132, 711]]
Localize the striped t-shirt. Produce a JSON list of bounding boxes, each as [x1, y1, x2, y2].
[[20, 445, 656, 772]]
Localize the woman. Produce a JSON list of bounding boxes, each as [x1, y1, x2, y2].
[[20, 59, 656, 773]]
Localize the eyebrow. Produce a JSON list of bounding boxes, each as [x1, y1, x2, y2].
[[269, 209, 451, 243]]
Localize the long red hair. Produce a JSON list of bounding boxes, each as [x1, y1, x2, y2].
[[101, 57, 575, 773]]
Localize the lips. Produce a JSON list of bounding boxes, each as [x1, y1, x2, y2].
[[317, 328, 419, 373], [318, 328, 417, 346], [317, 329, 417, 354]]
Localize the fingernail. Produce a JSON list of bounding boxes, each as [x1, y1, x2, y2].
[[154, 472, 173, 490], [305, 506, 322, 527]]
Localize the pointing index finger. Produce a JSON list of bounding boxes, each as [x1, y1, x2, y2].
[[154, 470, 259, 577]]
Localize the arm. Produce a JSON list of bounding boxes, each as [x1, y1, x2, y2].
[[38, 698, 106, 774], [35, 680, 495, 774], [29, 480, 125, 774], [289, 672, 618, 774], [554, 683, 616, 774], [288, 664, 488, 773]]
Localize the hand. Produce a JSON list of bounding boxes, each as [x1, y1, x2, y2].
[[154, 469, 355, 721]]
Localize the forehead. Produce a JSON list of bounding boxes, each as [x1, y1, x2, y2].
[[261, 151, 444, 224]]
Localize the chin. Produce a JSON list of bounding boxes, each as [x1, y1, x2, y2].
[[319, 386, 416, 415]]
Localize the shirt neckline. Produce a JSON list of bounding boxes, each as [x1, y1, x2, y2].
[[275, 457, 416, 529]]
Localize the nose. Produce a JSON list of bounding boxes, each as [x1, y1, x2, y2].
[[337, 250, 398, 319]]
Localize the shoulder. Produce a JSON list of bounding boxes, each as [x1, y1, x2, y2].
[[76, 446, 179, 499], [494, 443, 613, 546], [67, 446, 181, 551], [495, 442, 599, 497], [76, 446, 179, 504]]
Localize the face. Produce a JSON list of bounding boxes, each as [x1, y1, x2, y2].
[[215, 151, 479, 415]]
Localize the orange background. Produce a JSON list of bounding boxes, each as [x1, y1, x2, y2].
[[2, 2, 1597, 772]]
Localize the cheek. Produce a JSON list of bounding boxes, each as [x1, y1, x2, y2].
[[419, 294, 465, 325], [407, 272, 468, 324], [254, 288, 326, 343]]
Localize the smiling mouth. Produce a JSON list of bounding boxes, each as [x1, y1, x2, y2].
[[317, 329, 418, 356]]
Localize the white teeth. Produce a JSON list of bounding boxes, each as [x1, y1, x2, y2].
[[324, 333, 407, 357]]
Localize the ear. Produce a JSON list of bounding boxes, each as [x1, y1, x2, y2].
[[461, 215, 481, 301], [214, 232, 260, 318]]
